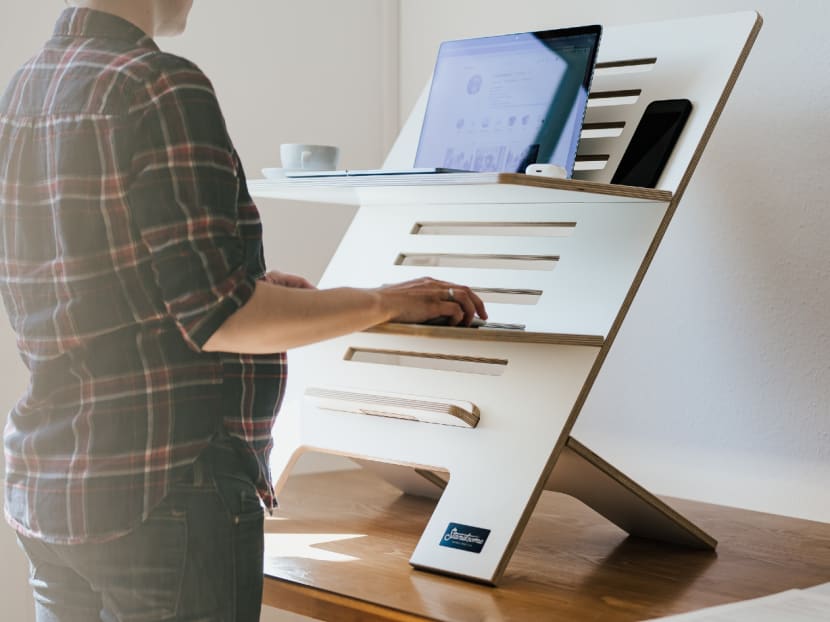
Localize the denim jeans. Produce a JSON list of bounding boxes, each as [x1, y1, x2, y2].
[[17, 434, 265, 622]]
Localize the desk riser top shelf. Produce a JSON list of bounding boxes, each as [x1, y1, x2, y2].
[[248, 174, 672, 207]]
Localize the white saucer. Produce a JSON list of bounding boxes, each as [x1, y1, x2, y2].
[[261, 167, 286, 180]]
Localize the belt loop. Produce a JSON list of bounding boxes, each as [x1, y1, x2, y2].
[[192, 458, 206, 487]]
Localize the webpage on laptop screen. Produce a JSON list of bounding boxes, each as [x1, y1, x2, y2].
[[415, 31, 596, 177]]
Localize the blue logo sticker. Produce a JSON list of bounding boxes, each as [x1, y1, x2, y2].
[[440, 522, 491, 554]]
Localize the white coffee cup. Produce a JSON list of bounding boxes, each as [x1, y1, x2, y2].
[[280, 143, 340, 171]]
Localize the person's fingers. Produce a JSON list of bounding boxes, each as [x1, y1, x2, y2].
[[265, 271, 316, 289], [264, 271, 287, 286], [436, 301, 465, 326], [468, 288, 487, 320], [290, 275, 316, 289], [448, 287, 476, 325], [381, 278, 487, 325], [437, 283, 487, 323]]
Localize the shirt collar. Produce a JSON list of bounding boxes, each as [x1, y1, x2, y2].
[[53, 7, 159, 51]]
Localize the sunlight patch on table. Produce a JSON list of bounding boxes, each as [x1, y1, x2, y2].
[[264, 533, 366, 563]]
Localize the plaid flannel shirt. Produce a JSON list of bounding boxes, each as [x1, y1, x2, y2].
[[0, 8, 286, 544]]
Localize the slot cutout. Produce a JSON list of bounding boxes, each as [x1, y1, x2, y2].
[[587, 89, 642, 107], [581, 122, 626, 139], [471, 288, 542, 306], [345, 348, 508, 377], [412, 222, 575, 238], [397, 253, 558, 271], [595, 58, 657, 76], [574, 155, 610, 171]]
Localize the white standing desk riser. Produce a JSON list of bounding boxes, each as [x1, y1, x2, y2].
[[249, 11, 763, 584]]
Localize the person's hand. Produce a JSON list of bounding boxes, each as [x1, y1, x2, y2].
[[261, 270, 316, 290], [376, 277, 487, 327]]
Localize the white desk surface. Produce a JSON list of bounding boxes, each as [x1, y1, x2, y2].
[[248, 172, 672, 207]]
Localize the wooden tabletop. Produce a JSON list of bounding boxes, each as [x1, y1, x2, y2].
[[263, 469, 830, 622]]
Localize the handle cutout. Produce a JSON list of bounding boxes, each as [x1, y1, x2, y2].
[[412, 222, 575, 238], [574, 155, 610, 171], [471, 288, 542, 306], [587, 89, 642, 107], [305, 387, 480, 428], [396, 253, 558, 271], [581, 122, 626, 139], [345, 347, 508, 377], [595, 58, 657, 76]]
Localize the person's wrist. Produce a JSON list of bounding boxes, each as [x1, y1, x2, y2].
[[371, 288, 397, 323]]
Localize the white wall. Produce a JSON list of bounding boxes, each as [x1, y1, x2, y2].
[[0, 5, 52, 618], [399, 0, 830, 523], [0, 1, 395, 620]]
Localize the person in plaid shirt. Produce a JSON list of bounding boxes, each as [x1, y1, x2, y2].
[[0, 1, 486, 620]]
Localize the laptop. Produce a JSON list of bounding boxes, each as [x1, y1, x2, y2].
[[287, 24, 602, 179]]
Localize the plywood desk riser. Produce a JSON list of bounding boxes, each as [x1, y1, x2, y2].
[[251, 176, 706, 585], [250, 12, 764, 585]]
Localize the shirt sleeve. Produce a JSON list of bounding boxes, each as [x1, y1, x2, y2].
[[127, 56, 255, 351]]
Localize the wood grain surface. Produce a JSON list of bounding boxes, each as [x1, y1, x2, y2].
[[263, 470, 830, 622]]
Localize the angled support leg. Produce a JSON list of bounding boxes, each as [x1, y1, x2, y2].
[[545, 436, 716, 549]]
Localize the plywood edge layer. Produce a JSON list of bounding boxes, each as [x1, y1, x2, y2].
[[494, 173, 672, 202], [305, 386, 480, 428], [365, 323, 605, 347], [262, 578, 433, 622]]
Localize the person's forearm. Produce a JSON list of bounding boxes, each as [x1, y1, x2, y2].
[[202, 281, 392, 354]]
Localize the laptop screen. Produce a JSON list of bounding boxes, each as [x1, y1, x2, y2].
[[414, 25, 601, 177]]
